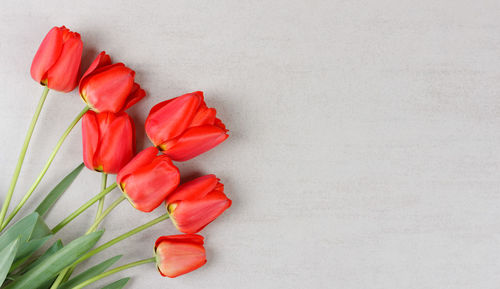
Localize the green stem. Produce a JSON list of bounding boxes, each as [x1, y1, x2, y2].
[[73, 213, 169, 266], [52, 213, 168, 288], [51, 183, 117, 234], [55, 193, 126, 285], [87, 194, 126, 233], [95, 173, 108, 221], [1, 106, 90, 230], [49, 268, 67, 289], [70, 258, 155, 289], [0, 87, 49, 228]]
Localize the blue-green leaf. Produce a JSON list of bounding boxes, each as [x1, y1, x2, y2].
[[101, 277, 130, 289], [0, 213, 52, 273], [0, 213, 52, 260], [58, 255, 122, 289], [0, 238, 20, 285], [0, 213, 38, 251], [35, 163, 84, 217], [10, 235, 52, 271], [30, 215, 51, 239], [15, 240, 63, 275], [3, 231, 103, 289]]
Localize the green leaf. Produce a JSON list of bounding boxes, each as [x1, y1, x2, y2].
[[18, 240, 63, 275], [27, 241, 64, 289], [10, 235, 52, 271], [0, 213, 52, 265], [101, 277, 130, 289], [36, 279, 57, 289], [0, 213, 52, 274], [4, 231, 103, 289], [58, 255, 122, 289], [0, 213, 38, 251], [35, 163, 84, 217], [0, 239, 20, 285], [30, 215, 52, 239]]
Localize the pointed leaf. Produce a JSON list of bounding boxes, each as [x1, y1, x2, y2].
[[35, 163, 84, 217], [4, 231, 104, 289], [10, 235, 52, 271], [0, 239, 20, 285], [0, 213, 38, 251], [29, 241, 65, 289], [58, 255, 122, 289], [19, 240, 63, 274], [2, 215, 52, 273], [0, 213, 52, 266], [30, 215, 52, 239], [101, 277, 130, 289]]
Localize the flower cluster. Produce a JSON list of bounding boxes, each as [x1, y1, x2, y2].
[[0, 25, 232, 289]]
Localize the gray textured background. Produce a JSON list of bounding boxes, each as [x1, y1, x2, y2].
[[1, 1, 500, 288]]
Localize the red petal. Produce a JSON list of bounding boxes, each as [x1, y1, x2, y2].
[[160, 125, 228, 161], [80, 51, 112, 86], [117, 146, 159, 185], [145, 92, 202, 146], [121, 155, 180, 212], [122, 83, 146, 111], [46, 32, 82, 92], [166, 175, 218, 203], [94, 112, 135, 174], [155, 234, 206, 278], [81, 111, 100, 170], [30, 26, 63, 83], [190, 104, 216, 127], [154, 234, 204, 250], [82, 64, 135, 113], [170, 190, 231, 234], [214, 117, 227, 131]]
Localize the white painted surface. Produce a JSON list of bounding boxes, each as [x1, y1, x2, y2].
[[1, 1, 500, 288]]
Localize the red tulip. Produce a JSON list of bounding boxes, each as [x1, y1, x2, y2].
[[145, 91, 228, 161], [82, 111, 135, 174], [117, 147, 180, 212], [166, 175, 231, 234], [154, 234, 206, 278], [79, 51, 146, 113], [30, 26, 83, 92]]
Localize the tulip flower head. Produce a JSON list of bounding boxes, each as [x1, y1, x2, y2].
[[155, 234, 207, 278], [31, 26, 83, 92], [117, 147, 180, 212], [82, 111, 135, 174], [166, 174, 231, 234], [145, 91, 228, 161], [79, 51, 146, 113]]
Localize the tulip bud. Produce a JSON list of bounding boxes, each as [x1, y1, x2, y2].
[[31, 26, 83, 92], [82, 111, 135, 174], [79, 51, 146, 113], [145, 91, 228, 161], [166, 175, 231, 234], [154, 234, 207, 278], [117, 147, 180, 212]]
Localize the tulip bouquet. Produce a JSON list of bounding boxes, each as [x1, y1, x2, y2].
[[0, 26, 231, 289]]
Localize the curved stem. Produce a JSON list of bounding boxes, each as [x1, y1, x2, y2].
[[59, 194, 126, 283], [70, 258, 155, 289], [0, 87, 49, 227], [73, 213, 169, 266], [1, 106, 90, 230], [53, 213, 168, 288], [95, 173, 108, 221], [87, 194, 126, 233], [55, 193, 126, 285], [51, 183, 117, 234]]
